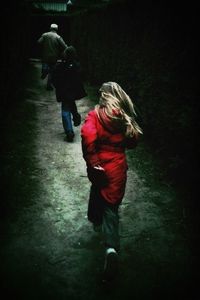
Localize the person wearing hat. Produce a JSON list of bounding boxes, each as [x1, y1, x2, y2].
[[37, 23, 68, 90]]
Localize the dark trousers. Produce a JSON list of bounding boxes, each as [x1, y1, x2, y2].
[[41, 63, 55, 88], [88, 185, 120, 251]]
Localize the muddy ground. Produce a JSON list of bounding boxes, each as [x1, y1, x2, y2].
[[0, 60, 198, 300]]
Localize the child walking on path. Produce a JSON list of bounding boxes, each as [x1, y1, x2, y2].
[[52, 46, 87, 142], [81, 82, 143, 281]]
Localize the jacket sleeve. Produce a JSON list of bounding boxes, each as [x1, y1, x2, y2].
[[81, 111, 101, 167], [37, 34, 44, 44], [58, 36, 67, 52]]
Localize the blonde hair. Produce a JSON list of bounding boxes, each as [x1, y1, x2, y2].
[[96, 82, 143, 137]]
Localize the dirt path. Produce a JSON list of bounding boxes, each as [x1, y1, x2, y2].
[[0, 61, 195, 300]]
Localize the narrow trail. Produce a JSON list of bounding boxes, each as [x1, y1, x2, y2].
[[1, 61, 195, 300]]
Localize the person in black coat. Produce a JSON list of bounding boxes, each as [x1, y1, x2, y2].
[[52, 46, 87, 142]]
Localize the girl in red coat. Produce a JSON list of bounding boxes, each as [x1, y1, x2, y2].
[[81, 82, 143, 281]]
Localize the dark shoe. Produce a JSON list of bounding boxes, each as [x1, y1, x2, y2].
[[65, 131, 75, 142], [93, 223, 102, 233], [73, 113, 81, 127], [103, 249, 118, 282]]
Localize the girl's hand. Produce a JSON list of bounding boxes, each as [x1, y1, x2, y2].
[[93, 165, 105, 171], [87, 165, 108, 187]]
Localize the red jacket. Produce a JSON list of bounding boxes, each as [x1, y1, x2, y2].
[[81, 110, 138, 205]]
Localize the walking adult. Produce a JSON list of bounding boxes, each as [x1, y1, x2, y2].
[[81, 82, 143, 281], [37, 23, 67, 90]]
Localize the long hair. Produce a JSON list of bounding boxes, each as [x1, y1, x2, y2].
[[95, 82, 143, 137]]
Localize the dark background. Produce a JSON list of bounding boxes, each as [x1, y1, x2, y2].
[[0, 0, 199, 231]]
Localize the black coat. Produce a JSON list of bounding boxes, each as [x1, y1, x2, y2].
[[52, 60, 87, 102]]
